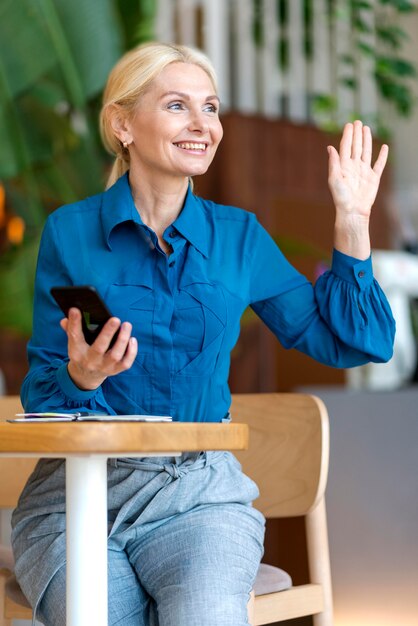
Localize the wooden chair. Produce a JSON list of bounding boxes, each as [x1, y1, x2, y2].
[[0, 396, 35, 624], [232, 393, 333, 626], [0, 393, 333, 625]]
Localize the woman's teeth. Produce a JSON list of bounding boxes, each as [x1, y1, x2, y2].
[[175, 142, 207, 151]]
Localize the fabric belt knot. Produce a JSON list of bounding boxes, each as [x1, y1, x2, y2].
[[163, 463, 189, 479]]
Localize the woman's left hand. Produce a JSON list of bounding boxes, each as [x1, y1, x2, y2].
[[328, 120, 388, 259], [328, 120, 388, 220]]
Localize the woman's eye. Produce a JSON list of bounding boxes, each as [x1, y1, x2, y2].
[[167, 102, 184, 111], [204, 103, 218, 113]]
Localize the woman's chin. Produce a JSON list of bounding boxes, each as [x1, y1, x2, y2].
[[181, 164, 211, 178]]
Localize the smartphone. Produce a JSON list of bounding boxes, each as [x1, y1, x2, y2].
[[50, 285, 119, 347]]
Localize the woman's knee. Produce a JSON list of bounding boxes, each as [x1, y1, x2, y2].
[[156, 588, 251, 626], [37, 551, 154, 626]]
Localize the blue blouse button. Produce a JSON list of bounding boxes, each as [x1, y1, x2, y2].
[[358, 270, 365, 278]]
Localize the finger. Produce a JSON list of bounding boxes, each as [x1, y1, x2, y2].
[[66, 308, 87, 346], [339, 123, 353, 160], [351, 120, 363, 159], [90, 317, 121, 354], [106, 321, 133, 362], [361, 125, 372, 164], [120, 337, 138, 371], [327, 145, 341, 180], [60, 318, 68, 333], [373, 143, 389, 178]]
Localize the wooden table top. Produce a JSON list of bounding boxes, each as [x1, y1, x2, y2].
[[0, 420, 249, 454]]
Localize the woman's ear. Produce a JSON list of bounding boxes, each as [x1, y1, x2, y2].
[[107, 104, 132, 145]]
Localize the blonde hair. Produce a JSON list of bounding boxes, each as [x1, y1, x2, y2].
[[100, 42, 218, 189]]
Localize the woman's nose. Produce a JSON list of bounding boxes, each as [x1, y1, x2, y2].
[[187, 109, 207, 133]]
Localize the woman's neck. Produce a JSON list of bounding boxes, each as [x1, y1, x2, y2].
[[128, 167, 189, 240]]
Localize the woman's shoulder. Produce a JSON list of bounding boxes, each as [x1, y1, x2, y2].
[[47, 190, 104, 225], [195, 194, 257, 226]]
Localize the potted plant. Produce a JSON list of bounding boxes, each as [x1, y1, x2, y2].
[[0, 0, 156, 392]]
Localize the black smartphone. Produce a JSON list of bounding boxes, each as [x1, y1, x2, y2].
[[50, 285, 119, 347]]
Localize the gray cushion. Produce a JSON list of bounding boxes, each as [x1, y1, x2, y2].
[[253, 563, 292, 596]]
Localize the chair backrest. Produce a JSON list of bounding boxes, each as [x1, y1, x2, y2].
[[231, 393, 329, 518], [0, 396, 38, 509]]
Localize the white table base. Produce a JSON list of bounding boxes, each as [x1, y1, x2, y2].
[[65, 452, 181, 626], [66, 456, 108, 626]]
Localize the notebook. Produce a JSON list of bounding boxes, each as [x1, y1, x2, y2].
[[8, 412, 173, 423]]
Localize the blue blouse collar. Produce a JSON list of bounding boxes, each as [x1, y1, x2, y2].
[[101, 173, 208, 257]]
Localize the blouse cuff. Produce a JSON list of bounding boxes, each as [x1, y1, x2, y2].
[[331, 248, 373, 290], [56, 362, 99, 402]]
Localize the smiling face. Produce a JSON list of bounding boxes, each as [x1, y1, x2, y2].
[[121, 62, 223, 183]]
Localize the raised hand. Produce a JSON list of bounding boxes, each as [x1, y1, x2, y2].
[[328, 120, 389, 259], [61, 308, 138, 390], [328, 120, 388, 220]]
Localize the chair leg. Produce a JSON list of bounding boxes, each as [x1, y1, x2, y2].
[[305, 498, 334, 626], [0, 569, 12, 626], [247, 589, 255, 626]]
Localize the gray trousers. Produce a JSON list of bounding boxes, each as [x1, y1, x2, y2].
[[12, 451, 265, 625]]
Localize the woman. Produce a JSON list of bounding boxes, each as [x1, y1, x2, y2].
[[12, 42, 395, 626]]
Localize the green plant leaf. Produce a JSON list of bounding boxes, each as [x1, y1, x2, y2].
[[340, 54, 354, 65], [0, 0, 153, 338], [51, 0, 124, 100], [117, 0, 157, 47], [0, 104, 19, 179], [340, 76, 358, 89], [375, 75, 415, 114], [376, 56, 416, 78], [252, 0, 264, 47], [278, 0, 288, 26], [376, 25, 408, 49], [0, 0, 124, 106], [351, 0, 373, 9], [0, 0, 56, 99], [356, 41, 375, 56], [378, 0, 416, 13], [312, 94, 338, 114], [353, 15, 373, 33], [0, 236, 40, 335]]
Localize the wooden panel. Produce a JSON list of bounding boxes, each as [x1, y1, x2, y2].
[[0, 333, 27, 395], [232, 393, 329, 517]]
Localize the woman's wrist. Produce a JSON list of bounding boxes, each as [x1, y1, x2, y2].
[[333, 214, 371, 260], [67, 361, 106, 391]]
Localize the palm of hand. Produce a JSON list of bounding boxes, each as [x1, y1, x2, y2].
[[328, 121, 388, 219]]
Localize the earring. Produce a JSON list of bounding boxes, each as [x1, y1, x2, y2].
[[122, 141, 128, 149]]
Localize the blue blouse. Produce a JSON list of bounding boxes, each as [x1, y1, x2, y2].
[[21, 173, 395, 421]]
